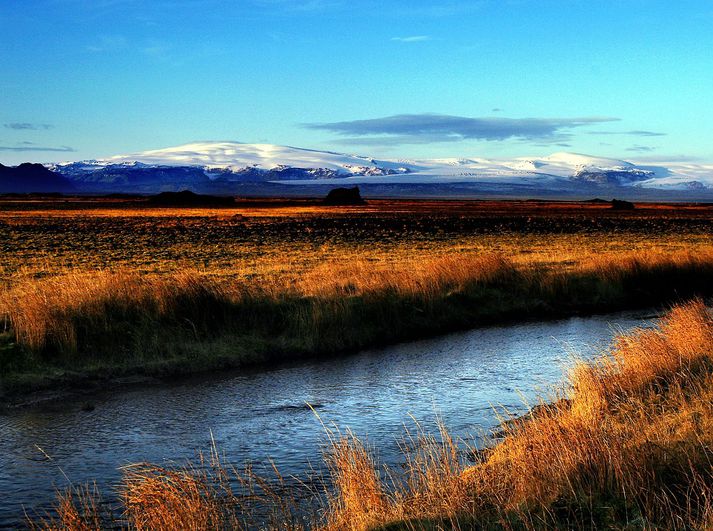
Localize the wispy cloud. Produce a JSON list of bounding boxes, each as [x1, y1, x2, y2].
[[626, 145, 657, 153], [86, 35, 177, 62], [0, 145, 75, 152], [4, 123, 53, 130], [628, 130, 666, 137], [329, 134, 461, 146], [305, 113, 620, 145], [141, 39, 172, 59], [388, 1, 486, 17], [532, 142, 573, 148], [588, 130, 666, 137], [629, 154, 703, 163], [251, 0, 342, 12], [86, 34, 128, 53], [391, 35, 431, 43]]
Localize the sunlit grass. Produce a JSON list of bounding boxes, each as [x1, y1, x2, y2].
[[1, 199, 711, 285], [2, 246, 713, 397], [2, 198, 712, 395]]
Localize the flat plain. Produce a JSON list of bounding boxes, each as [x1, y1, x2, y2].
[[2, 197, 712, 285]]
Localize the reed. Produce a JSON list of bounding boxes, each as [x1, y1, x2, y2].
[[29, 484, 105, 531], [324, 432, 389, 530], [121, 463, 238, 530]]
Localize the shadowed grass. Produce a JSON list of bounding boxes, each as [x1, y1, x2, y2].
[[35, 449, 312, 530], [3, 251, 713, 398]]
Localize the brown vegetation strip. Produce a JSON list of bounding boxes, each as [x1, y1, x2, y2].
[[3, 250, 713, 399]]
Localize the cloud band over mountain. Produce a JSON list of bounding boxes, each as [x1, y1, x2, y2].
[[305, 114, 621, 144]]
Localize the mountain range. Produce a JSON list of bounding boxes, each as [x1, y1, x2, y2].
[[3, 141, 713, 200]]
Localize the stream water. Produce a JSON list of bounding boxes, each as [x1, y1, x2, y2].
[[0, 309, 658, 528]]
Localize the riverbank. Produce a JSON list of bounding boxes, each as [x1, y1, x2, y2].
[[2, 251, 713, 405], [32, 300, 713, 529], [325, 300, 713, 530]]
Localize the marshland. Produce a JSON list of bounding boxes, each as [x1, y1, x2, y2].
[[1, 197, 712, 528]]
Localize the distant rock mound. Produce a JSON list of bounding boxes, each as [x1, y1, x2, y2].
[[323, 186, 366, 206], [0, 163, 75, 193], [147, 190, 235, 207], [611, 199, 636, 210]]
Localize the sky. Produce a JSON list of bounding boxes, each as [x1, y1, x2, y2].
[[1, 0, 712, 165]]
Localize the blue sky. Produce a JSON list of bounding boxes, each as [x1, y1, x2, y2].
[[1, 0, 712, 164]]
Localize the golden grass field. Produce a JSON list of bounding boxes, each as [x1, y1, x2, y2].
[[1, 197, 713, 400]]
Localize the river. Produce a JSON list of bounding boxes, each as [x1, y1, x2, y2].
[[0, 309, 657, 528]]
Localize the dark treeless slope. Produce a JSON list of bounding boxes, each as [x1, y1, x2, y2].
[[0, 163, 75, 193]]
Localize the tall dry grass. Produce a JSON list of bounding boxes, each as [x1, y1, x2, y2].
[[3, 250, 713, 392], [298, 253, 517, 298], [121, 463, 236, 530], [324, 432, 389, 530], [0, 254, 514, 353], [29, 484, 105, 531], [1, 271, 225, 352], [37, 451, 311, 530]]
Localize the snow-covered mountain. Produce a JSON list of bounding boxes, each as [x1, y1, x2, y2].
[[110, 142, 411, 175], [45, 141, 713, 198]]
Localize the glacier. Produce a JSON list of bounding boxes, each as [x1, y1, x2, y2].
[[45, 141, 713, 198]]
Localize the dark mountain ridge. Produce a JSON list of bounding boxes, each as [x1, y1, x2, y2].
[[0, 162, 75, 193]]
